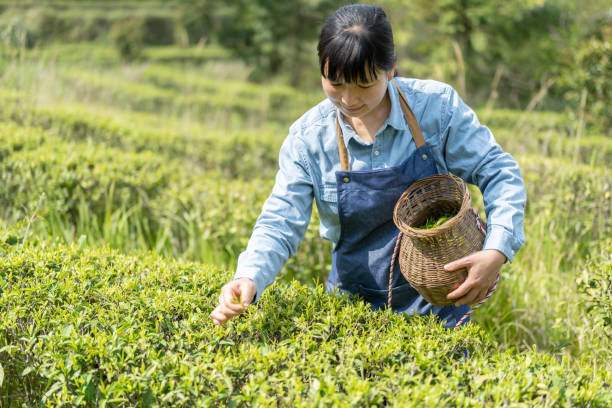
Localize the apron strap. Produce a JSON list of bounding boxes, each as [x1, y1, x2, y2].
[[336, 80, 425, 171], [336, 115, 351, 172], [392, 81, 426, 148]]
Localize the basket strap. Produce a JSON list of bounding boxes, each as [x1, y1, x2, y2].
[[471, 208, 487, 236], [387, 231, 403, 309]]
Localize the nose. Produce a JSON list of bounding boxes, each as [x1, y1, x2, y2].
[[341, 87, 358, 106]]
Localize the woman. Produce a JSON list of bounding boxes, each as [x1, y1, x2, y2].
[[210, 4, 525, 328]]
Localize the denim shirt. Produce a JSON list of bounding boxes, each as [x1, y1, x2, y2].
[[234, 77, 526, 301]]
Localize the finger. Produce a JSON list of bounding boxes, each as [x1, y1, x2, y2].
[[453, 287, 480, 307], [444, 255, 472, 272], [447, 278, 473, 300], [221, 286, 247, 313], [217, 302, 243, 318], [237, 281, 256, 307], [464, 287, 481, 306], [210, 304, 241, 322], [209, 310, 225, 326], [209, 307, 226, 323], [209, 309, 237, 326], [474, 287, 489, 305]]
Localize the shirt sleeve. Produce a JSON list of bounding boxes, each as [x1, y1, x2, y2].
[[233, 127, 314, 301], [439, 87, 526, 262]]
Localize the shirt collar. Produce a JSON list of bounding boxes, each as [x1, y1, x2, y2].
[[386, 79, 409, 132], [336, 79, 408, 145]]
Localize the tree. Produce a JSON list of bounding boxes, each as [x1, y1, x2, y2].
[[178, 0, 345, 85]]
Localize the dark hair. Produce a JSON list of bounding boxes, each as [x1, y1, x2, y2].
[[317, 4, 395, 84]]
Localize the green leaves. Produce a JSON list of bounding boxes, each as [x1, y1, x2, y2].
[[577, 240, 612, 340], [61, 325, 74, 338], [0, 222, 610, 405]]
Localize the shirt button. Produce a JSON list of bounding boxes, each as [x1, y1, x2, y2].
[[343, 177, 350, 183], [422, 154, 428, 161], [374, 150, 380, 156]]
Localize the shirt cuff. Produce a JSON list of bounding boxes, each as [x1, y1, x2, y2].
[[483, 224, 518, 263], [233, 268, 266, 303]]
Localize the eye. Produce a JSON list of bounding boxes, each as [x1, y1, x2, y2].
[[358, 84, 374, 89], [331, 82, 343, 87]]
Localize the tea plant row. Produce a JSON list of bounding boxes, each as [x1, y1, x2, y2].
[[1, 116, 609, 297], [0, 237, 609, 406]]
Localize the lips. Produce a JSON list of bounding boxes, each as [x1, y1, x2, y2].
[[344, 105, 364, 113]]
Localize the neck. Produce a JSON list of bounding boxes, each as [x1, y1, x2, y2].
[[343, 90, 392, 143]]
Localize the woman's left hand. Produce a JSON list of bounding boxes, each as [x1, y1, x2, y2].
[[445, 249, 506, 306]]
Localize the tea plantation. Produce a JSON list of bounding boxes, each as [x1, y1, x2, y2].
[[1, 16, 611, 408]]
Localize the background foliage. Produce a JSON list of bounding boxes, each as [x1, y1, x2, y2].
[[1, 0, 610, 131]]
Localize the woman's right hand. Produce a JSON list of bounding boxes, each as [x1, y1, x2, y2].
[[209, 278, 257, 326]]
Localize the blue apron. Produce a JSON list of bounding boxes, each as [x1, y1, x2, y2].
[[325, 81, 469, 329]]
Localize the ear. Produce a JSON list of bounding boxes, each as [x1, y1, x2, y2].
[[387, 61, 397, 80]]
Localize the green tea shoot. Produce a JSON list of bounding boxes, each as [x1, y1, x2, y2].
[[415, 213, 456, 229]]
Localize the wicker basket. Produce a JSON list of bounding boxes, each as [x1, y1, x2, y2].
[[392, 174, 487, 306]]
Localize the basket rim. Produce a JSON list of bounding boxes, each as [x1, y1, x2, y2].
[[393, 174, 471, 238]]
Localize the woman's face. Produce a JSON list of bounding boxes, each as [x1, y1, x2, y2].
[[321, 64, 395, 119]]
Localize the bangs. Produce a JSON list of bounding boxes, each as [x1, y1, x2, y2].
[[320, 32, 379, 84]]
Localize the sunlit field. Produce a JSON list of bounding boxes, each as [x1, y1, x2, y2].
[[0, 3, 610, 406]]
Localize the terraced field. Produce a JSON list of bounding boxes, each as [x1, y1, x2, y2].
[[0, 42, 610, 406]]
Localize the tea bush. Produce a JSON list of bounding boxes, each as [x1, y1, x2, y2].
[[479, 109, 571, 131], [13, 43, 231, 67], [58, 68, 301, 123], [1, 118, 609, 360], [0, 58, 316, 123], [0, 121, 330, 278], [577, 239, 612, 343], [0, 101, 282, 180], [0, 123, 269, 263], [494, 128, 611, 165], [109, 17, 146, 61], [16, 43, 122, 67], [0, 238, 609, 407], [480, 109, 611, 165], [46, 68, 310, 121], [0, 123, 182, 222], [139, 64, 315, 121], [1, 109, 609, 288], [141, 45, 231, 64]]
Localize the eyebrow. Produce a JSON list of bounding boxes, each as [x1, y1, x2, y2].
[[330, 78, 376, 86]]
